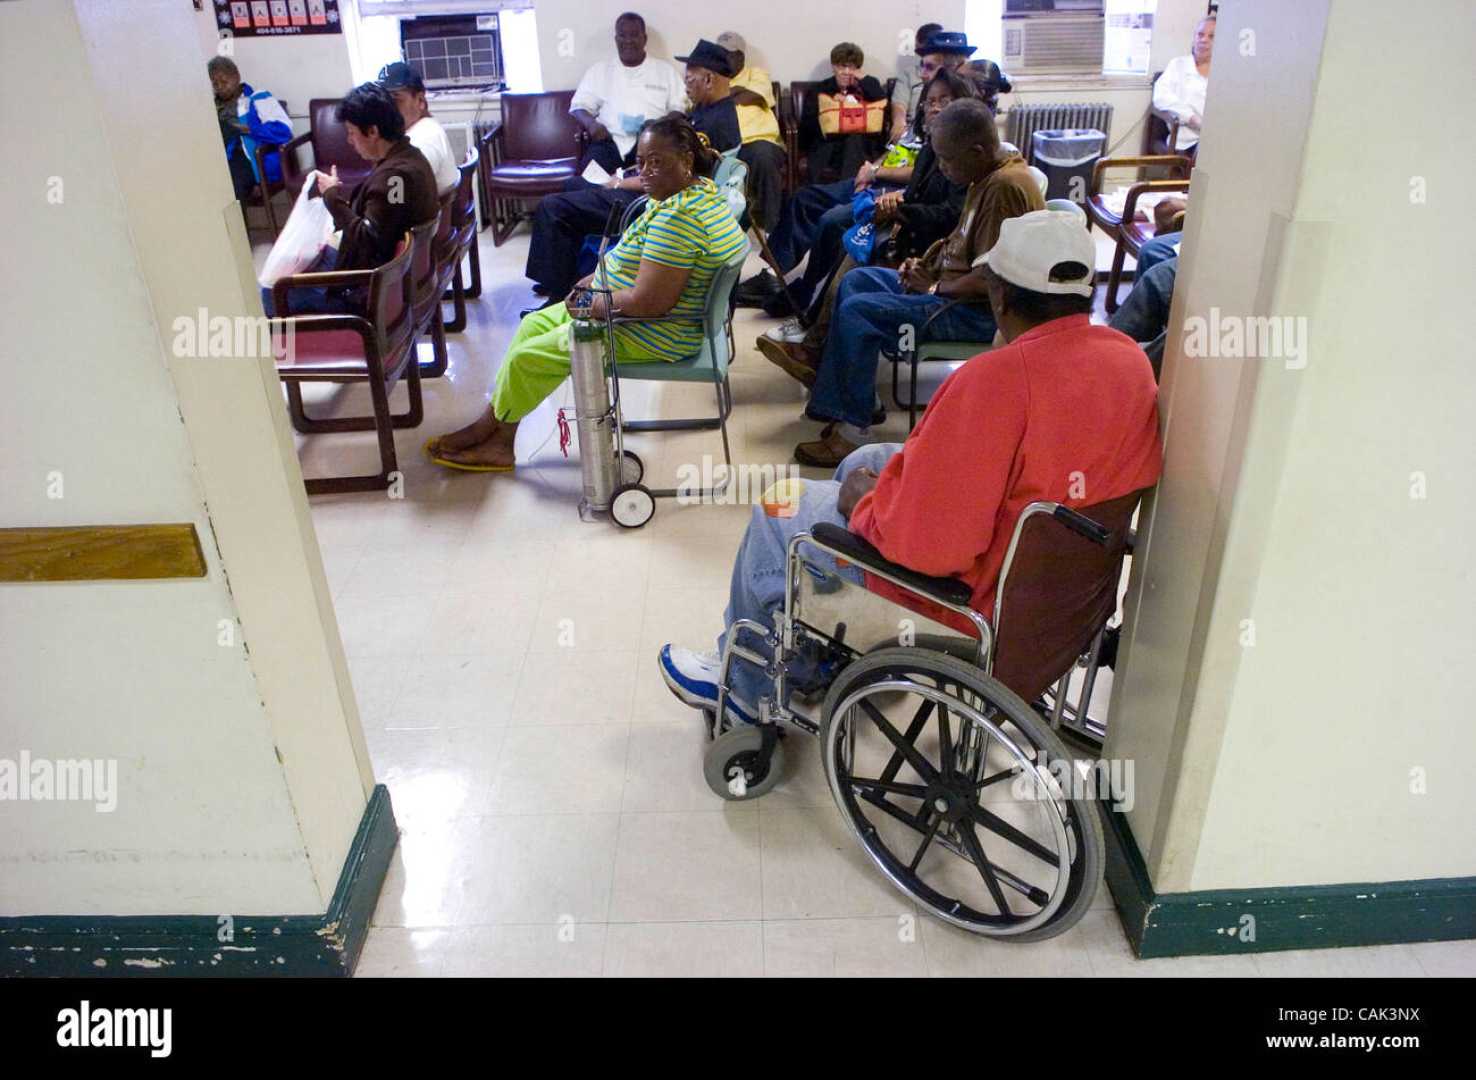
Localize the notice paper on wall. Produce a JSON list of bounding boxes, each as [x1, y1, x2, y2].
[[215, 0, 340, 36]]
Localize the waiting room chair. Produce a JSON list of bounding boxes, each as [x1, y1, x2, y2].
[[280, 98, 373, 200], [888, 298, 999, 431], [439, 151, 482, 334], [1145, 72, 1186, 163], [269, 234, 421, 495], [1086, 154, 1192, 313], [611, 239, 751, 499], [408, 214, 448, 378], [479, 90, 586, 246]]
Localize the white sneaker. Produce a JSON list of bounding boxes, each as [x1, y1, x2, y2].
[[658, 644, 756, 725], [762, 319, 808, 345]]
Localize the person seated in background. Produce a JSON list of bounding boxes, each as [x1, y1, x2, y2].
[[890, 23, 944, 146], [569, 12, 686, 175], [659, 211, 1164, 726], [799, 42, 892, 186], [260, 83, 438, 316], [717, 31, 787, 233], [426, 116, 746, 473], [759, 66, 975, 356], [524, 40, 741, 313], [737, 31, 984, 310], [767, 99, 1044, 466], [378, 62, 460, 196], [1153, 12, 1215, 157], [209, 56, 293, 202]]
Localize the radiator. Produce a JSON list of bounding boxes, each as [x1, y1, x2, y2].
[[1005, 103, 1114, 163]]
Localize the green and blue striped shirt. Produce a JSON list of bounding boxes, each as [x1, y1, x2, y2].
[[595, 178, 747, 361]]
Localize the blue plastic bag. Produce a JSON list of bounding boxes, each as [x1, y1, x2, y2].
[[841, 188, 879, 265]]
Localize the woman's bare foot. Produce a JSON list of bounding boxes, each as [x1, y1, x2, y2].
[[434, 419, 519, 470], [428, 407, 500, 456]]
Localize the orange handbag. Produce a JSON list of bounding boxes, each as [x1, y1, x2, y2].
[[817, 92, 887, 136]]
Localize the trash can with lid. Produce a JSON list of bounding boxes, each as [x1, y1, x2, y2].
[[1031, 128, 1106, 204]]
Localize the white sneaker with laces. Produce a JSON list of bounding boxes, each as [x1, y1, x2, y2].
[[762, 319, 808, 345], [658, 644, 756, 725]]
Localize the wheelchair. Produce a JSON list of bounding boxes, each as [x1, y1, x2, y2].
[[703, 490, 1145, 941]]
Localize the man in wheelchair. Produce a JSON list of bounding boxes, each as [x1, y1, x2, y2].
[[659, 209, 1164, 725]]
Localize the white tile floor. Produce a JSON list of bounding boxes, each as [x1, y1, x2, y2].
[[264, 222, 1463, 977]]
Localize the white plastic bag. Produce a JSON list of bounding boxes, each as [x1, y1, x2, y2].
[[258, 175, 336, 287]]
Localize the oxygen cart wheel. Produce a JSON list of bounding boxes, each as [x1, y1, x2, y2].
[[819, 648, 1103, 941], [610, 483, 655, 529], [621, 450, 645, 485], [703, 724, 786, 801]]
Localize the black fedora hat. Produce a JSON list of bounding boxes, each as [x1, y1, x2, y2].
[[919, 30, 978, 57], [675, 39, 736, 76]]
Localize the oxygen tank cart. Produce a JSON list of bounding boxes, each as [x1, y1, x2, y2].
[[568, 312, 655, 528]]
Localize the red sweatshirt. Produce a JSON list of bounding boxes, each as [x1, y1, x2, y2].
[[849, 315, 1163, 634]]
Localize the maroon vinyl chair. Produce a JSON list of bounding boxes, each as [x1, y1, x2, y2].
[[480, 90, 586, 246], [280, 98, 374, 200], [407, 216, 447, 379], [269, 235, 420, 495], [439, 150, 482, 334]]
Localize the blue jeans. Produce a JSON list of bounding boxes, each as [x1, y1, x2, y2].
[[717, 444, 903, 713], [809, 267, 997, 429], [1138, 231, 1180, 275], [767, 179, 853, 273], [1109, 256, 1176, 376], [260, 247, 345, 316]]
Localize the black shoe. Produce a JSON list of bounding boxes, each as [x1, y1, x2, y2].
[[734, 270, 783, 307], [761, 288, 804, 318]]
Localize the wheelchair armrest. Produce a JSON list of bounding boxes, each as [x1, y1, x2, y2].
[[810, 522, 974, 608]]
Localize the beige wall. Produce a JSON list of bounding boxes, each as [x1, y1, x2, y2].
[[1, 0, 371, 917], [530, 0, 967, 92], [1110, 0, 1476, 893]]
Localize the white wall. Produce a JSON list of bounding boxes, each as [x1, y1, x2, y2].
[[529, 0, 966, 91], [1109, 0, 1476, 893], [1, 0, 371, 917], [194, 4, 356, 122]]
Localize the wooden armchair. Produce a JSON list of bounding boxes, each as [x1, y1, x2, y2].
[[269, 235, 421, 494], [279, 98, 374, 208], [1085, 154, 1193, 313]]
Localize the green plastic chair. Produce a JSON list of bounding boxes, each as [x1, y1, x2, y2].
[[609, 236, 751, 499]]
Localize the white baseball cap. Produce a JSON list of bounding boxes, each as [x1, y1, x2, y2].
[[972, 209, 1097, 297], [716, 32, 747, 54]]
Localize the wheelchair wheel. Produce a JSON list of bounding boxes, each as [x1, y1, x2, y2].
[[703, 724, 785, 801], [819, 648, 1103, 941]]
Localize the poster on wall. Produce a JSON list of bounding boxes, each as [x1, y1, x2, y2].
[[215, 0, 341, 37], [1103, 0, 1155, 75]]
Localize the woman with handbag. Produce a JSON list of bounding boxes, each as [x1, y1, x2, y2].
[[800, 43, 892, 185], [758, 69, 977, 383]]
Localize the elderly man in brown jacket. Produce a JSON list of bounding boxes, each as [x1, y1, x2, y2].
[[264, 82, 438, 315], [760, 98, 1044, 466]]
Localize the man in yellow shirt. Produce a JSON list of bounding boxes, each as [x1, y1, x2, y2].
[[718, 32, 787, 231]]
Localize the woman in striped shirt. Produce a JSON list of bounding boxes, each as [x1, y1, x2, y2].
[[427, 114, 748, 473]]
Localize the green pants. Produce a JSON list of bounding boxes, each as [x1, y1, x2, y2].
[[491, 302, 672, 423]]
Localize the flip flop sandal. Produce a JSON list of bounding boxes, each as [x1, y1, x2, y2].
[[428, 452, 514, 474]]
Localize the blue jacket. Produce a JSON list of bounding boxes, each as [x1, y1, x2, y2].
[[225, 84, 293, 184]]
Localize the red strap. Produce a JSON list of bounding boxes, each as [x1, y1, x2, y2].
[[557, 407, 572, 458]]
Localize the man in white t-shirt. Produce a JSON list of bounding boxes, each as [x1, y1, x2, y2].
[[379, 62, 460, 196], [570, 12, 685, 174], [1153, 13, 1215, 154]]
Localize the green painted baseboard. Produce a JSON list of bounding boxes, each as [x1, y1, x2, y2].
[[1100, 799, 1476, 958], [0, 784, 398, 977]]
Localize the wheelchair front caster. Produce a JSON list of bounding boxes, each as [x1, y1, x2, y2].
[[610, 483, 655, 528], [703, 724, 785, 801]]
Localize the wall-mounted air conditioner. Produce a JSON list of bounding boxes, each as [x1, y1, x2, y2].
[[1003, 0, 1106, 74]]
